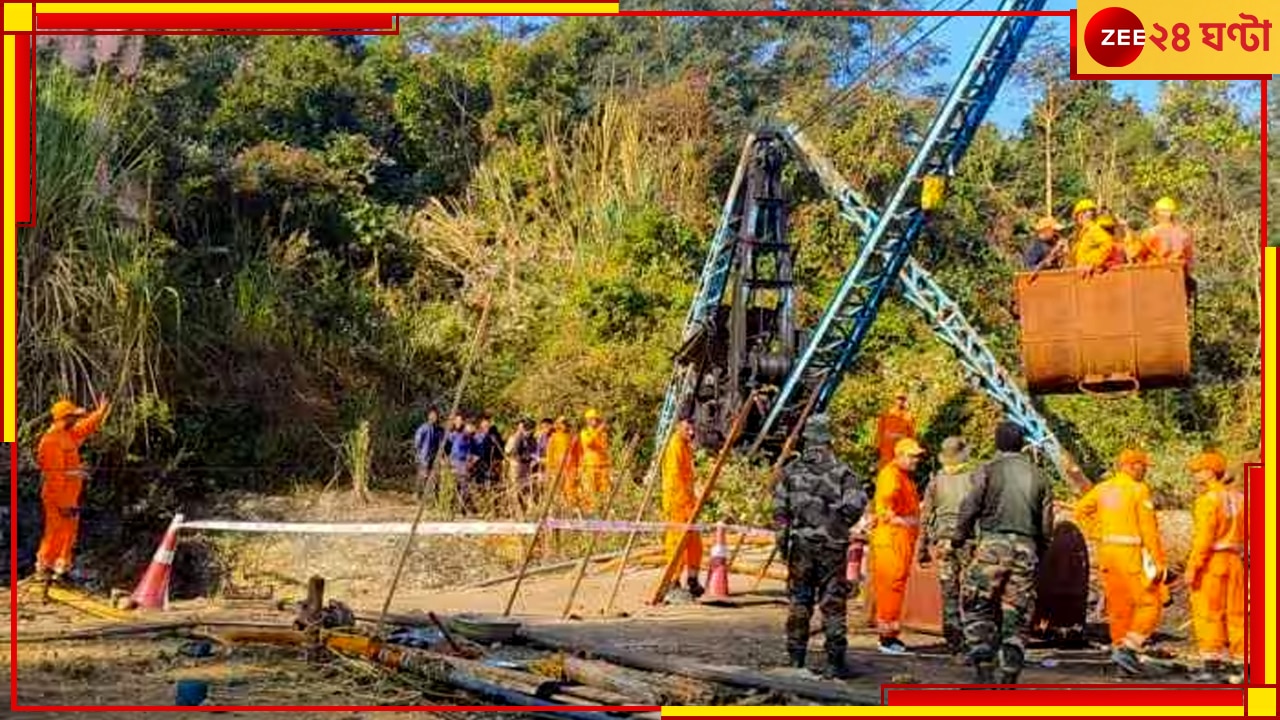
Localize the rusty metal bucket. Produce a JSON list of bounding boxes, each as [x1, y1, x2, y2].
[[1016, 262, 1191, 395]]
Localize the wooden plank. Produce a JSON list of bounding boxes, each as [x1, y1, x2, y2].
[[518, 627, 879, 705]]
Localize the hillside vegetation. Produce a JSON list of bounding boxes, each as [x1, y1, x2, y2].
[[18, 18, 1261, 550]]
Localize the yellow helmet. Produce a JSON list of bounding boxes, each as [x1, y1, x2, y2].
[[1154, 196, 1178, 213], [1072, 198, 1098, 216], [51, 399, 86, 421], [1096, 214, 1117, 231], [584, 408, 600, 421]]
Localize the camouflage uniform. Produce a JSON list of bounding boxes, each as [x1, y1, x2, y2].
[[773, 414, 868, 676], [953, 450, 1054, 684], [920, 463, 976, 652]]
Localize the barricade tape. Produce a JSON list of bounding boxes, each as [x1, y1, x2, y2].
[[177, 518, 775, 538]]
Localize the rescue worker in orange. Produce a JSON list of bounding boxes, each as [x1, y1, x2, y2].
[[1140, 197, 1194, 272], [874, 392, 916, 469], [1185, 451, 1246, 682], [545, 417, 582, 510], [661, 416, 704, 600], [1073, 449, 1168, 675], [35, 395, 111, 584], [579, 409, 612, 512], [1074, 213, 1126, 274], [871, 437, 925, 654]]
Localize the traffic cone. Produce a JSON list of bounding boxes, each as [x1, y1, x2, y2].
[[131, 513, 184, 610], [704, 522, 730, 600]]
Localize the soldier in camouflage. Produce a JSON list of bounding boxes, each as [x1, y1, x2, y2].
[[773, 413, 868, 679], [918, 436, 977, 655], [953, 422, 1054, 685]]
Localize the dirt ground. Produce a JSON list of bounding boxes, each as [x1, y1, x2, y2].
[[5, 491, 1211, 712]]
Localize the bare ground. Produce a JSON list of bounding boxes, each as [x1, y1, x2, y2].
[[6, 490, 1210, 712]]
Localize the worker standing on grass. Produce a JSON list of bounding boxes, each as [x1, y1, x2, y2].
[[871, 437, 925, 654], [874, 391, 916, 468], [447, 418, 478, 511], [773, 413, 867, 678], [1185, 451, 1246, 683], [34, 395, 111, 585], [661, 416, 704, 601], [580, 409, 611, 512], [1073, 449, 1168, 676], [534, 418, 554, 479], [918, 436, 977, 656], [413, 406, 445, 502], [953, 422, 1054, 685]]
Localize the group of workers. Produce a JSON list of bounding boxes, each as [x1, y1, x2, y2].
[[1023, 196, 1194, 278], [32, 389, 1247, 687], [766, 392, 1247, 684], [412, 407, 614, 513]]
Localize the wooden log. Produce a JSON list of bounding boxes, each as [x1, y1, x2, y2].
[[518, 628, 879, 706], [564, 656, 715, 705], [213, 628, 311, 646], [4, 619, 295, 644], [555, 683, 644, 706]]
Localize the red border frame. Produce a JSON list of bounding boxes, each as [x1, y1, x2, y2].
[[5, 3, 1268, 713]]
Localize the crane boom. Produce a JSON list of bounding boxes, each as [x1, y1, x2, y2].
[[757, 0, 1046, 442], [781, 127, 1083, 486]]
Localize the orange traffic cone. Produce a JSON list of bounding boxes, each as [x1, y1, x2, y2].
[[131, 513, 184, 610], [704, 522, 730, 600]]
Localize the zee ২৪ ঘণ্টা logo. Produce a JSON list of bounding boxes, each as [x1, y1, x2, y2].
[[1084, 6, 1146, 67]]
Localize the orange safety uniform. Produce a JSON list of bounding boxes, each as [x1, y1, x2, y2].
[[36, 405, 108, 576], [579, 426, 611, 510], [661, 430, 701, 579], [1073, 225, 1125, 271], [1187, 479, 1246, 661], [545, 428, 582, 509], [870, 462, 921, 639], [1074, 470, 1166, 650], [875, 410, 916, 468], [1141, 222, 1194, 272]]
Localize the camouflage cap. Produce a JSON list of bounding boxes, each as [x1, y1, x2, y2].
[[803, 414, 832, 443]]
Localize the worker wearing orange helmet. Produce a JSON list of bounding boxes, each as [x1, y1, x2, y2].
[[1185, 451, 1246, 682], [1073, 448, 1167, 676], [545, 417, 582, 510], [874, 391, 916, 469], [870, 437, 925, 654], [579, 408, 612, 512], [34, 395, 111, 584], [1140, 197, 1194, 272], [661, 416, 704, 600]]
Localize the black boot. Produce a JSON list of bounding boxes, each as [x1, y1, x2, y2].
[[686, 576, 705, 599], [825, 648, 856, 679], [788, 648, 807, 670]]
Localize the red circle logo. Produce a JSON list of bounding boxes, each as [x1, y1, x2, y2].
[[1084, 7, 1146, 68]]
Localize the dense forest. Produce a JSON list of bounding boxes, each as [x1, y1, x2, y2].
[[18, 15, 1262, 543]]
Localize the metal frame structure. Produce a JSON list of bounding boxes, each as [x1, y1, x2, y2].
[[655, 0, 1084, 482]]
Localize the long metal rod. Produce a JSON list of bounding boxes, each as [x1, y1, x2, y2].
[[559, 436, 640, 619], [647, 393, 758, 605]]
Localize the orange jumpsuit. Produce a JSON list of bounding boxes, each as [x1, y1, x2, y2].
[[661, 431, 701, 579], [1141, 222, 1194, 272], [579, 426, 611, 510], [35, 406, 107, 575], [875, 410, 915, 468], [1187, 480, 1246, 661], [871, 463, 921, 639], [545, 429, 582, 509], [1074, 471, 1166, 650]]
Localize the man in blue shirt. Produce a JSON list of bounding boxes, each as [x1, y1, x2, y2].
[[413, 406, 445, 502], [1023, 216, 1066, 271], [447, 418, 478, 511]]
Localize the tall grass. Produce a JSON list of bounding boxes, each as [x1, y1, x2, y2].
[[18, 63, 178, 451]]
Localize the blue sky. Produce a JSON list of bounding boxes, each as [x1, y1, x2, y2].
[[919, 0, 1261, 132]]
